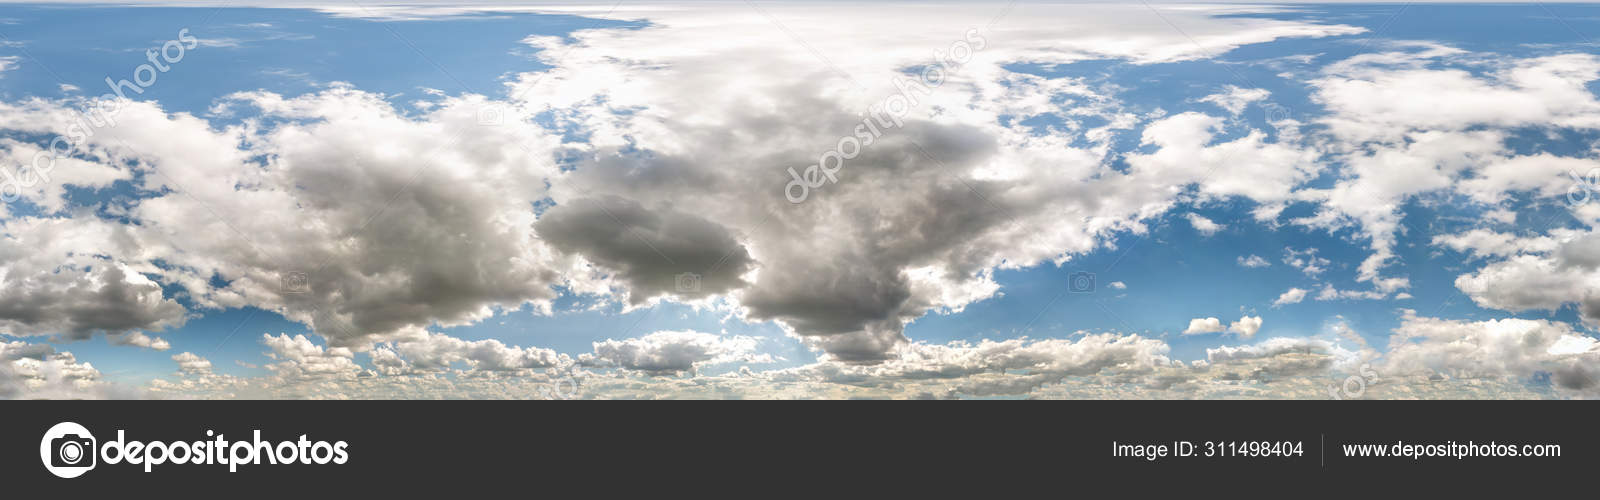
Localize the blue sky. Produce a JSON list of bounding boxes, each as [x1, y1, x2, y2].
[[2, 2, 1599, 399]]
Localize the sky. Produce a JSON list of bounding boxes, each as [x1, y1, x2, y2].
[[1, 2, 1599, 399]]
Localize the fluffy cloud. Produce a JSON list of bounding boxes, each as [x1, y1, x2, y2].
[[1186, 213, 1225, 236], [1183, 315, 1263, 338], [1381, 310, 1600, 395], [9, 4, 1600, 401], [1281, 247, 1329, 276], [0, 3, 1365, 365], [111, 332, 171, 351], [261, 333, 364, 381], [0, 340, 135, 399], [1198, 85, 1271, 116], [1207, 337, 1340, 364], [1293, 43, 1600, 302], [1237, 255, 1271, 268], [0, 217, 187, 340], [172, 352, 213, 375], [1272, 287, 1308, 307], [534, 196, 754, 305], [371, 331, 566, 376], [580, 330, 768, 376], [1228, 316, 1264, 339], [1183, 317, 1224, 335], [1454, 240, 1600, 327]]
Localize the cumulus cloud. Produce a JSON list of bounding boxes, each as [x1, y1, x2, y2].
[[1237, 254, 1271, 268], [1228, 316, 1264, 339], [11, 4, 1600, 401], [110, 332, 171, 351], [534, 196, 754, 305], [1182, 315, 1262, 338], [0, 340, 137, 399], [172, 352, 213, 375], [1381, 310, 1600, 395], [1454, 238, 1600, 327], [1272, 287, 1308, 307], [1207, 337, 1337, 364], [1281, 247, 1329, 276], [580, 330, 769, 376], [1186, 213, 1225, 236], [1291, 44, 1600, 301], [1198, 85, 1271, 116], [261, 333, 364, 381], [0, 217, 187, 340], [371, 331, 567, 376], [1183, 317, 1225, 335], [0, 2, 1383, 372]]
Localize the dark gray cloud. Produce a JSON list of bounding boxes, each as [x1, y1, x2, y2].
[[0, 261, 186, 339], [535, 195, 754, 304]]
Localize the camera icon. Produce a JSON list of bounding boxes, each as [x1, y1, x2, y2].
[[40, 422, 96, 478], [281, 271, 310, 294], [52, 433, 95, 469], [1068, 271, 1095, 293], [674, 272, 702, 293], [1262, 102, 1292, 124], [477, 105, 505, 126]]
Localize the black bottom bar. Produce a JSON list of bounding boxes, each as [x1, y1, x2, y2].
[[4, 401, 1592, 494]]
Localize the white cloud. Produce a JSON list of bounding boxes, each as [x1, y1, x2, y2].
[[1229, 316, 1264, 339], [1198, 85, 1270, 115], [0, 222, 188, 340], [1381, 310, 1600, 395], [580, 330, 769, 376], [0, 3, 1367, 365], [1288, 45, 1600, 303], [1237, 254, 1271, 268], [1453, 233, 1600, 327], [1281, 247, 1330, 276], [261, 333, 364, 382], [1207, 337, 1337, 364], [1183, 317, 1225, 335], [172, 352, 213, 375], [1, 340, 136, 399], [1272, 287, 1308, 307], [110, 332, 171, 351], [1433, 228, 1561, 258], [371, 331, 567, 376], [1108, 281, 1127, 290], [1186, 213, 1225, 236], [10, 4, 1600, 401]]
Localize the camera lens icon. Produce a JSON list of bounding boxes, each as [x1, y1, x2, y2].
[[40, 422, 96, 478], [675, 272, 702, 293], [55, 436, 90, 466], [1068, 271, 1095, 293], [281, 271, 311, 295]]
